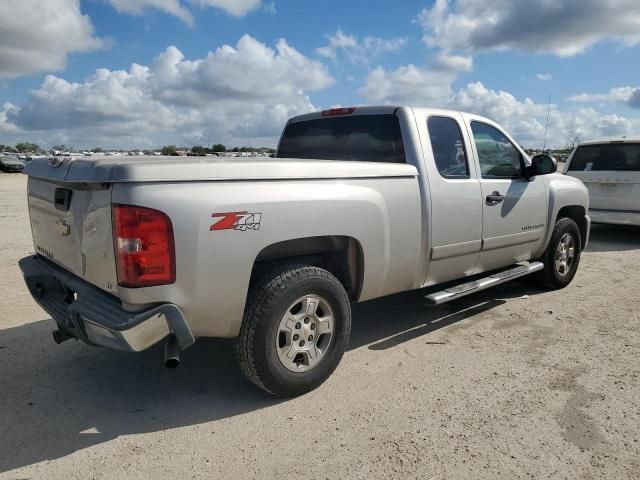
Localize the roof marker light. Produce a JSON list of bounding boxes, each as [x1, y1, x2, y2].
[[321, 107, 356, 117]]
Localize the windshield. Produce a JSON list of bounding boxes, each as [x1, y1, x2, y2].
[[568, 143, 640, 171], [277, 114, 405, 163]]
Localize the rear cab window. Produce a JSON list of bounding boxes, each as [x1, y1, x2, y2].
[[569, 143, 640, 171], [277, 114, 405, 163]]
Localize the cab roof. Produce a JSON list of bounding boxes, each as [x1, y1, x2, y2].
[[288, 105, 491, 124]]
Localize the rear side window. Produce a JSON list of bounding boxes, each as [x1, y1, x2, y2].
[[427, 116, 469, 178], [568, 143, 640, 171], [277, 114, 405, 163]]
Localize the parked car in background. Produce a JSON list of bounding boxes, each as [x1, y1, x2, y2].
[[0, 156, 25, 173], [565, 138, 640, 226], [26, 155, 49, 162]]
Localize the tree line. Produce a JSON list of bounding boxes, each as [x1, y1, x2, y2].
[[1, 143, 275, 156], [161, 145, 276, 156], [1, 143, 41, 153]]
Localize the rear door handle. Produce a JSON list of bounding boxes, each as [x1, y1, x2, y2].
[[486, 191, 504, 204]]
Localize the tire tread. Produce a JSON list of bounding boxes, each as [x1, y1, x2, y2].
[[537, 217, 582, 289], [235, 265, 349, 396]]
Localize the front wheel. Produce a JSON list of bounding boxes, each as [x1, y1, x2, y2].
[[235, 265, 351, 397], [536, 217, 582, 289]]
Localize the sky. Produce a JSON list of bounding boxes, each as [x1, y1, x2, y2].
[[1, 0, 640, 150]]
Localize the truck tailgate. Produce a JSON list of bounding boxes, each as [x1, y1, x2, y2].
[[27, 177, 119, 295]]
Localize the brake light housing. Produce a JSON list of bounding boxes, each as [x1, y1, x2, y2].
[[113, 204, 176, 287], [321, 107, 356, 117]]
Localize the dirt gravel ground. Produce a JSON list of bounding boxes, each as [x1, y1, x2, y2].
[[1, 173, 639, 479]]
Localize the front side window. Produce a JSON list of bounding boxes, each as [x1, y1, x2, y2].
[[427, 116, 470, 178], [471, 121, 523, 178]]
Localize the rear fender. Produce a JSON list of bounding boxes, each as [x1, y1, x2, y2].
[[112, 177, 422, 338]]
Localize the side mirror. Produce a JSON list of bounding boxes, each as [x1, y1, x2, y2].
[[528, 154, 557, 177]]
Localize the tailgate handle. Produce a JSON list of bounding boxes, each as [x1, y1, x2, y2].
[[54, 188, 73, 212]]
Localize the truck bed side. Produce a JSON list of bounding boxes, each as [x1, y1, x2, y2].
[[112, 175, 422, 337]]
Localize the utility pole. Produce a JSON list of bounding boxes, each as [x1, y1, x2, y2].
[[542, 94, 551, 153]]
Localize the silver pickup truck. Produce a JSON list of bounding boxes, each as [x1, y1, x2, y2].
[[19, 106, 590, 396]]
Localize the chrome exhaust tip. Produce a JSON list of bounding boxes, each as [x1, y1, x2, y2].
[[164, 335, 181, 368]]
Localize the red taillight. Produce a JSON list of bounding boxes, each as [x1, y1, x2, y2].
[[113, 204, 175, 287], [321, 107, 356, 117]]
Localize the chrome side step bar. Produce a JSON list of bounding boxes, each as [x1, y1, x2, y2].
[[424, 262, 544, 306]]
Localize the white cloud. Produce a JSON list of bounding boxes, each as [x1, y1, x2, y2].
[[108, 0, 262, 25], [190, 0, 262, 17], [108, 0, 194, 25], [316, 30, 357, 60], [359, 64, 458, 106], [0, 0, 103, 79], [107, 0, 261, 23], [358, 50, 472, 106], [358, 69, 640, 148], [451, 82, 640, 146], [317, 29, 408, 64], [263, 2, 277, 16], [4, 35, 334, 148], [417, 0, 640, 56], [450, 82, 556, 145], [148, 35, 333, 106], [536, 73, 553, 81], [568, 86, 640, 109], [431, 53, 473, 73], [0, 103, 20, 136]]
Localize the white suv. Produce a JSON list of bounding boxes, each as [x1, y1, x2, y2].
[[565, 138, 640, 226]]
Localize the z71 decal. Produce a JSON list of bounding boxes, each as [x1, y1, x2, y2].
[[210, 212, 262, 231]]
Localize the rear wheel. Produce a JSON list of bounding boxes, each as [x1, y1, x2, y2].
[[536, 217, 582, 289], [235, 265, 351, 397]]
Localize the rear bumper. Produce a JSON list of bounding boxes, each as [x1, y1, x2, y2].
[[19, 255, 194, 352], [589, 208, 640, 226]]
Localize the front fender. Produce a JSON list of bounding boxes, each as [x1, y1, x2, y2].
[[535, 173, 590, 258]]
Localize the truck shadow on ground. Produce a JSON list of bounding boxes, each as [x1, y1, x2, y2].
[[351, 278, 545, 351], [0, 279, 543, 473], [585, 224, 640, 252]]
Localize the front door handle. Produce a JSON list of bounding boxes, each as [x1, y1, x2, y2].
[[486, 191, 505, 204]]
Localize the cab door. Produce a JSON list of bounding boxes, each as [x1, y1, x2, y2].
[[419, 112, 483, 286], [464, 117, 547, 272]]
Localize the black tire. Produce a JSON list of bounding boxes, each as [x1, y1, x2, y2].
[[536, 217, 582, 289], [235, 265, 351, 397]]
